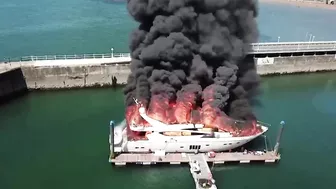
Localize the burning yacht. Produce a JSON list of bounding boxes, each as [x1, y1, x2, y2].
[[111, 98, 268, 153]]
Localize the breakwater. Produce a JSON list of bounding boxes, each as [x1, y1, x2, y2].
[[0, 54, 333, 90], [1, 40, 336, 90], [0, 68, 28, 102], [21, 64, 129, 89], [256, 54, 336, 75]]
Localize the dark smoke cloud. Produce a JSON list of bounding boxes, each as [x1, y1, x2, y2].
[[125, 0, 260, 121]]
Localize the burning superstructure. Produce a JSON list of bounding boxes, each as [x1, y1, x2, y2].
[[126, 97, 262, 141], [124, 0, 261, 140]]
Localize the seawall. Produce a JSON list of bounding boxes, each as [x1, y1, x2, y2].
[[0, 68, 28, 102], [256, 54, 336, 75], [21, 64, 130, 89], [1, 54, 336, 90]]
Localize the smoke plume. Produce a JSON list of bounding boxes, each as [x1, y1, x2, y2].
[[124, 0, 260, 129]]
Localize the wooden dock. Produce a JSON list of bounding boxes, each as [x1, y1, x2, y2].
[[108, 121, 285, 189], [188, 154, 217, 189], [109, 151, 280, 166]]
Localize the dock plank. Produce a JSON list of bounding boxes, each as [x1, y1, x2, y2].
[[188, 154, 217, 189], [110, 151, 280, 165]]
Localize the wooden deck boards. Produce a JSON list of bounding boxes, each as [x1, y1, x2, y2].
[[109, 151, 280, 165]]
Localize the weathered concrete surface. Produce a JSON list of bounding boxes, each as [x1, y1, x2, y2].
[[21, 64, 130, 89], [1, 54, 335, 90], [0, 68, 28, 102], [256, 55, 336, 75]]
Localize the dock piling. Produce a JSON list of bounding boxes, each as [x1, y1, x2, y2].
[[110, 120, 115, 159], [274, 121, 285, 155]]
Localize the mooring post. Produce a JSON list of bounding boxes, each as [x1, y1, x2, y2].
[[110, 120, 115, 159], [274, 121, 285, 155]]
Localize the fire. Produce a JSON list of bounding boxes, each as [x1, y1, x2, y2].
[[174, 92, 197, 123], [125, 90, 262, 139]]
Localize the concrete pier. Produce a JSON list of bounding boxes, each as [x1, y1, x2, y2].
[[0, 41, 335, 90], [256, 54, 336, 75], [0, 53, 334, 90]]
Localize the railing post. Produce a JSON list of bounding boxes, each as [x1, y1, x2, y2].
[[274, 121, 285, 155], [110, 121, 115, 159]]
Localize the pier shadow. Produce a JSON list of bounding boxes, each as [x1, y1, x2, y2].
[[0, 90, 29, 106], [210, 162, 280, 174], [111, 162, 190, 169], [0, 68, 28, 106]]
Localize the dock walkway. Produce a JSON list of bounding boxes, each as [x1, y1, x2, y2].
[[109, 151, 280, 165], [188, 154, 217, 189]]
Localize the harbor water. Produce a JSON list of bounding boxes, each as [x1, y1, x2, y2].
[[1, 0, 336, 59], [1, 73, 336, 189], [1, 0, 336, 189]]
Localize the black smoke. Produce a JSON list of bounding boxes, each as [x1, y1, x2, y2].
[[124, 0, 260, 121]]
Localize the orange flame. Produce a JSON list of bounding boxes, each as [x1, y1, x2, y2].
[[125, 88, 262, 139]]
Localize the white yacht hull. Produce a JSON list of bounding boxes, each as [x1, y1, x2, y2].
[[112, 103, 269, 153], [124, 133, 263, 153], [112, 124, 268, 153]]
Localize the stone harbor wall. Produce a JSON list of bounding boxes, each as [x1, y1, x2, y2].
[[0, 54, 335, 90]]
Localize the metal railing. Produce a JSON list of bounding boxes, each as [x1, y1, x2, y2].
[[250, 41, 336, 54], [2, 41, 336, 63], [4, 52, 131, 62]]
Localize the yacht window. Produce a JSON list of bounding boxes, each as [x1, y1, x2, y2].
[[180, 146, 184, 148], [141, 147, 144, 149], [206, 144, 209, 146], [229, 143, 232, 145], [237, 142, 240, 144], [190, 145, 200, 150], [224, 144, 227, 145], [135, 147, 139, 149]]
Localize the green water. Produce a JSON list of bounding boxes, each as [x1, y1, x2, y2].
[[1, 0, 336, 188], [1, 0, 336, 59], [1, 72, 336, 189]]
